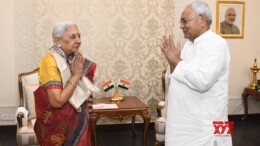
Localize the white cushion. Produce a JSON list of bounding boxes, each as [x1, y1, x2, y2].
[[156, 133, 165, 142], [23, 73, 38, 84], [24, 84, 39, 119], [155, 117, 166, 134]]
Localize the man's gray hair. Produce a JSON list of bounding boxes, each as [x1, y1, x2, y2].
[[191, 0, 212, 25], [52, 21, 77, 42]]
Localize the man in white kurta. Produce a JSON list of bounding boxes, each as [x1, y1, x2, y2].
[[160, 1, 232, 146]]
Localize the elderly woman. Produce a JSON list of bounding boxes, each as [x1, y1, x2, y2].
[[34, 21, 96, 146]]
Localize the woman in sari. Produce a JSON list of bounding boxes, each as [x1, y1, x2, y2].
[[34, 21, 96, 146]]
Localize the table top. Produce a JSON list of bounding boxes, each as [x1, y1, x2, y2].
[[244, 88, 260, 100], [93, 96, 148, 112]]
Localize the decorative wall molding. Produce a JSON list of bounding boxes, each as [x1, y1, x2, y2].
[[0, 107, 16, 125]]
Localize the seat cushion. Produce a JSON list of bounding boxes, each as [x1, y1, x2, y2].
[[156, 133, 165, 142], [17, 119, 38, 145], [155, 117, 166, 134]]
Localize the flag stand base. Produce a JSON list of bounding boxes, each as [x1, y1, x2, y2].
[[110, 96, 124, 102], [110, 86, 124, 102]]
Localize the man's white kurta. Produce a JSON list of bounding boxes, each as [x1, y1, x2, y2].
[[165, 30, 232, 146]]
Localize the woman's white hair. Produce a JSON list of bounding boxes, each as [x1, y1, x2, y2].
[[191, 0, 212, 25], [52, 21, 77, 43]]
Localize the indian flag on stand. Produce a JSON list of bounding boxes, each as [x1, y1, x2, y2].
[[117, 79, 130, 90], [102, 80, 115, 92]]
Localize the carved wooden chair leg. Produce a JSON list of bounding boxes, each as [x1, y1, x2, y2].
[[154, 141, 160, 146]]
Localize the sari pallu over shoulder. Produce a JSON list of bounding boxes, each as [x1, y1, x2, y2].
[[50, 48, 98, 110]]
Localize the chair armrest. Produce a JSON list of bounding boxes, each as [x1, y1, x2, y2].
[[156, 101, 166, 117], [17, 112, 24, 128], [16, 106, 28, 128], [158, 101, 165, 108]]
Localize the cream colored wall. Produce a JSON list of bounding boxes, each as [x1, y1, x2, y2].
[[208, 0, 260, 100], [1, 0, 260, 125], [0, 0, 16, 106], [228, 0, 260, 100], [0, 0, 17, 125]]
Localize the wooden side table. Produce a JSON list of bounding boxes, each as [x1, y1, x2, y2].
[[242, 88, 260, 120], [92, 96, 151, 146]]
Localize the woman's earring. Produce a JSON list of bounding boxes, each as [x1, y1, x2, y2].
[[58, 44, 61, 48]]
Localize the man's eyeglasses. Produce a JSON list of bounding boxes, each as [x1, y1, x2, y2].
[[180, 15, 199, 25]]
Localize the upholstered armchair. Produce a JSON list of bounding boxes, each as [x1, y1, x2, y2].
[[16, 68, 39, 145], [154, 70, 170, 146]]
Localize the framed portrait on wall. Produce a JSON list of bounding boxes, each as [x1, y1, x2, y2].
[[216, 1, 245, 38]]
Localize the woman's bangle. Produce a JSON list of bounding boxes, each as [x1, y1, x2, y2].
[[67, 80, 77, 88]]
